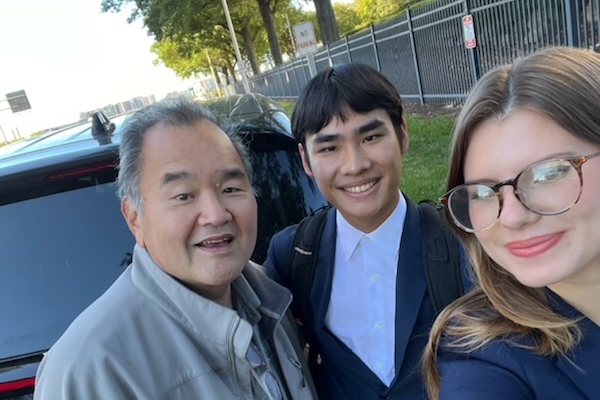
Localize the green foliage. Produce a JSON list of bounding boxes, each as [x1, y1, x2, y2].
[[99, 0, 442, 82], [356, 0, 401, 25], [351, 0, 438, 28], [333, 2, 361, 36], [101, 0, 285, 77], [277, 99, 295, 114], [151, 36, 211, 79], [277, 99, 454, 203]]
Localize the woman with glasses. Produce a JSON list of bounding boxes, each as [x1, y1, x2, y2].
[[422, 46, 600, 400]]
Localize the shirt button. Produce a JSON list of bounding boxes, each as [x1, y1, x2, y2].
[[374, 322, 382, 330], [370, 274, 379, 282]]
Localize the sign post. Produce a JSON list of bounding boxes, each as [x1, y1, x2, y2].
[[462, 14, 480, 84]]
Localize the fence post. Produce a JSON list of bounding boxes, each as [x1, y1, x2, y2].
[[276, 69, 286, 97], [406, 7, 424, 105], [345, 36, 353, 63], [307, 54, 318, 78], [370, 23, 382, 72], [326, 44, 333, 67], [564, 0, 580, 47], [291, 60, 301, 97]]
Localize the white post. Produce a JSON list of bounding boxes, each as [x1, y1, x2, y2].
[[221, 0, 251, 94]]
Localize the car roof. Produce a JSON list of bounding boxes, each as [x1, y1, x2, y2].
[[0, 94, 293, 185]]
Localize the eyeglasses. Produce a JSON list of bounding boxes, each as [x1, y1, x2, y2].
[[246, 342, 283, 400], [440, 151, 600, 233]]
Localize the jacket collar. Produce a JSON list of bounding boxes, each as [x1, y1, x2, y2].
[[237, 261, 292, 322], [129, 245, 292, 353], [392, 198, 427, 373]]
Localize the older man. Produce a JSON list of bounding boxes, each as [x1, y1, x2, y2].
[[34, 98, 317, 400]]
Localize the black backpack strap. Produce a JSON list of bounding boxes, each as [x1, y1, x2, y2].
[[289, 207, 329, 372], [418, 200, 464, 314]]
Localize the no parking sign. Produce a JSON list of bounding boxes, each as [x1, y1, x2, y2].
[[462, 14, 476, 49], [293, 21, 318, 56]]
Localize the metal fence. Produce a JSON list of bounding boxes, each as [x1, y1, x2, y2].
[[238, 0, 600, 105]]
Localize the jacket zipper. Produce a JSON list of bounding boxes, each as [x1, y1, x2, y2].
[[286, 354, 306, 388], [228, 316, 247, 398]]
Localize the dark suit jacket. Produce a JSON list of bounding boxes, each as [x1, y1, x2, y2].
[[264, 196, 470, 400], [437, 291, 600, 400]]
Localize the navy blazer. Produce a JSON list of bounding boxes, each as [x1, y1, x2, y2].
[[437, 291, 600, 400], [264, 196, 470, 400]]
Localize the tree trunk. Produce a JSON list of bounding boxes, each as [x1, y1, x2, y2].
[[241, 24, 261, 74], [226, 59, 237, 82], [221, 66, 231, 86], [255, 0, 283, 65], [313, 0, 340, 44]]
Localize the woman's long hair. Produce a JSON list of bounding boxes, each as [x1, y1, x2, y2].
[[422, 46, 600, 400]]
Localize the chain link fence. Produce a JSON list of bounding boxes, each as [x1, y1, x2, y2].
[[238, 0, 600, 105]]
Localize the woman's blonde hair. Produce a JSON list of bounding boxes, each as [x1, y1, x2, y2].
[[423, 46, 600, 399]]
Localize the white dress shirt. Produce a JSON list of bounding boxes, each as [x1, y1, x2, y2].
[[324, 192, 406, 386]]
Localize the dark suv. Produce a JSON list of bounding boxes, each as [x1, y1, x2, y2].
[[0, 94, 327, 399]]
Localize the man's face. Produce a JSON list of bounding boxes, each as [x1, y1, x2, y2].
[[122, 119, 257, 303], [299, 107, 408, 232]]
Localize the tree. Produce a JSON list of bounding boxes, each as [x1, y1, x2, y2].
[[355, 0, 401, 23], [101, 0, 286, 69], [312, 0, 340, 44], [255, 0, 283, 65], [333, 2, 361, 36]]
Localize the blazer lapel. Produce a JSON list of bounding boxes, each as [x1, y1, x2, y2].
[[312, 208, 337, 330], [393, 200, 428, 371]]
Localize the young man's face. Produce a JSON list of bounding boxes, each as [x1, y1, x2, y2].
[[299, 107, 408, 232], [121, 119, 258, 305]]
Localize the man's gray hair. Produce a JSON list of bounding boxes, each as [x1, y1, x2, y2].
[[117, 96, 254, 211]]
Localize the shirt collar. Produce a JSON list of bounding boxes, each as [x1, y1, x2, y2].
[[336, 191, 407, 260]]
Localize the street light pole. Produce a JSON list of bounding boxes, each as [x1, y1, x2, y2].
[[221, 0, 251, 94]]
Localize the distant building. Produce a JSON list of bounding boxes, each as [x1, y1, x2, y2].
[[102, 104, 119, 118], [78, 94, 163, 122]]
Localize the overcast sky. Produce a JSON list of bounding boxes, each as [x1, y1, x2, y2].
[[0, 0, 193, 135]]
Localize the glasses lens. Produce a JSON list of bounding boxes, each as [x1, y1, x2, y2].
[[517, 159, 581, 214], [448, 184, 499, 232]]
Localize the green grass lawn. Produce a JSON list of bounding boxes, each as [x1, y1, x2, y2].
[[276, 99, 455, 203], [401, 115, 454, 202]]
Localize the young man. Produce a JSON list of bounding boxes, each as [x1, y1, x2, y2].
[[263, 64, 469, 399], [34, 98, 318, 400]]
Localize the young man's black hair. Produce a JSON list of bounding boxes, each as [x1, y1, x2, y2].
[[291, 63, 404, 145]]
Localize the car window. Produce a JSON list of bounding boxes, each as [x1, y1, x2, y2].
[[0, 181, 134, 359], [250, 138, 326, 263]]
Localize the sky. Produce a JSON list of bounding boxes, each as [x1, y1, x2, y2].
[[0, 0, 194, 136]]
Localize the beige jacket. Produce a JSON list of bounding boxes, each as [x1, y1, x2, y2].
[[34, 245, 318, 400]]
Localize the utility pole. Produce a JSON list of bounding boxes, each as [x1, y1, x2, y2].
[[221, 0, 251, 94]]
